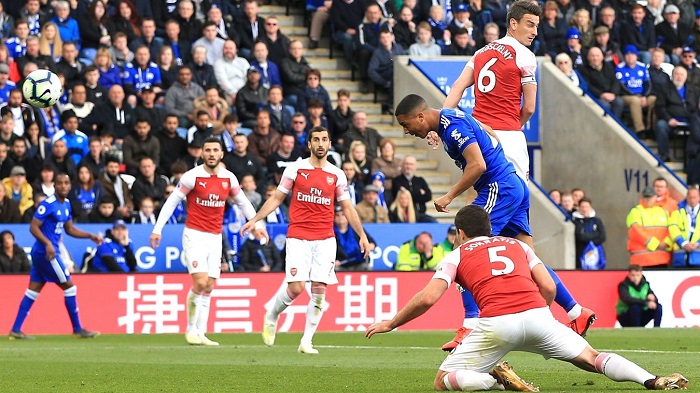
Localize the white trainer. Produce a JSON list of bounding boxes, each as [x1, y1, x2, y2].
[[199, 334, 220, 346], [185, 330, 202, 345], [297, 341, 319, 355], [262, 312, 277, 347]]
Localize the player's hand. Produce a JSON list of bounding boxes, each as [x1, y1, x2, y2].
[[359, 235, 371, 258], [150, 233, 161, 248], [240, 220, 257, 238], [253, 227, 270, 244], [426, 131, 440, 150], [91, 233, 103, 246], [45, 243, 56, 261], [366, 321, 394, 338], [434, 194, 453, 213]]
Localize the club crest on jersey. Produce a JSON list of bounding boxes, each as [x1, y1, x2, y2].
[[192, 261, 198, 268], [222, 181, 229, 189], [326, 176, 334, 185], [290, 267, 297, 276]]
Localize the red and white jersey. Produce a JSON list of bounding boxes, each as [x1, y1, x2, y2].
[[467, 36, 537, 131], [278, 158, 350, 240], [176, 165, 242, 234], [433, 236, 547, 317]]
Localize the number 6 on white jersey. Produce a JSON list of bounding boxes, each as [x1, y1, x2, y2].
[[488, 245, 515, 276], [477, 57, 498, 93]]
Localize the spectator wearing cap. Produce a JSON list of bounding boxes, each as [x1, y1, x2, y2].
[[235, 67, 268, 129], [439, 225, 457, 253], [181, 139, 203, 170], [593, 25, 622, 65], [627, 186, 672, 268], [564, 27, 586, 69], [3, 165, 33, 215], [134, 87, 166, 133], [334, 204, 377, 271], [656, 4, 692, 66], [616, 45, 656, 134], [51, 110, 89, 166], [580, 46, 624, 118], [539, 1, 568, 59], [621, 4, 656, 65], [90, 219, 137, 272], [679, 46, 700, 91], [655, 65, 700, 164], [355, 184, 390, 223], [0, 63, 16, 105]]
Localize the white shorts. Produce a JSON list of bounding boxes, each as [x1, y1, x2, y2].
[[182, 227, 223, 279], [440, 307, 588, 372], [495, 130, 529, 181], [285, 237, 338, 285]]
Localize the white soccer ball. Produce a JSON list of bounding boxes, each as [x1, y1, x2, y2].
[[22, 69, 63, 108]]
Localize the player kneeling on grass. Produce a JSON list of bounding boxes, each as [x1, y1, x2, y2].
[[366, 205, 688, 391], [151, 137, 267, 346], [241, 126, 370, 355]]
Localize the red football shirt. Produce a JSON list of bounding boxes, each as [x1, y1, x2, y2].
[[176, 165, 242, 234], [467, 36, 537, 131], [433, 236, 547, 317], [278, 159, 350, 240]]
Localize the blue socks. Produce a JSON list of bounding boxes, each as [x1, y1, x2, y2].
[[460, 289, 480, 319], [11, 289, 39, 333], [63, 286, 82, 333], [545, 264, 578, 312]]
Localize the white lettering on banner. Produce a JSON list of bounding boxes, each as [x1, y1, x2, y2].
[[638, 272, 700, 328], [264, 282, 330, 332], [369, 245, 401, 269], [135, 246, 186, 270], [335, 275, 398, 331], [211, 277, 257, 333], [118, 276, 185, 334]]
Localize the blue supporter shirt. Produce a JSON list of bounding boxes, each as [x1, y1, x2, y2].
[[0, 80, 16, 104], [5, 37, 26, 59], [92, 238, 130, 272], [31, 195, 72, 253], [616, 61, 650, 96], [122, 62, 162, 92], [437, 108, 515, 192], [52, 129, 89, 165]]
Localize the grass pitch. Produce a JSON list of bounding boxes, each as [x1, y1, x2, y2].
[[1, 329, 698, 392]]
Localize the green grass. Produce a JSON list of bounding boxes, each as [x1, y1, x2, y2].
[[1, 329, 698, 392]]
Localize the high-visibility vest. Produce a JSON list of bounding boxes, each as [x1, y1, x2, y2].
[[626, 204, 672, 267]]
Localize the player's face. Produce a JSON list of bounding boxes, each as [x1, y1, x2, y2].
[[396, 113, 431, 138], [202, 142, 224, 168], [510, 14, 539, 46], [54, 175, 71, 198], [308, 131, 331, 159], [627, 270, 643, 285]]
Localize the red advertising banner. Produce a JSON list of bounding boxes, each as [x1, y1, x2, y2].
[[1, 270, 697, 335]]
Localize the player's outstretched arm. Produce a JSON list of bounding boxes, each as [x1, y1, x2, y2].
[[434, 143, 485, 212], [444, 65, 475, 109], [64, 220, 103, 245], [339, 199, 371, 257], [240, 189, 286, 237], [366, 278, 449, 338], [520, 84, 537, 127]]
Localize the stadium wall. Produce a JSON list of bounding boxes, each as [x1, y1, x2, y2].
[[0, 271, 696, 334]]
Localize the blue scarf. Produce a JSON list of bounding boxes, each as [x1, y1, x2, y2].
[[428, 17, 446, 31]]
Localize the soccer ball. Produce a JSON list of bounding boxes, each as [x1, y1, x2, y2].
[[22, 69, 63, 108]]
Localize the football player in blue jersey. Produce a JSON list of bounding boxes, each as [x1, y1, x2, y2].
[[9, 173, 103, 339], [395, 94, 596, 349]]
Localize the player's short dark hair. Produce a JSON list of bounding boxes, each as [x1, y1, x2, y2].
[[395, 94, 428, 117], [454, 205, 492, 238], [507, 0, 542, 23], [309, 126, 330, 140], [202, 136, 224, 149]]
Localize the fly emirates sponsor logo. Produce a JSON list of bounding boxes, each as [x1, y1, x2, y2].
[[195, 193, 226, 208], [297, 187, 332, 205]]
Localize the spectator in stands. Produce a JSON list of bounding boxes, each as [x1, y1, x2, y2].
[[627, 186, 672, 268], [571, 188, 585, 207], [78, 137, 105, 180], [394, 5, 417, 51], [5, 20, 29, 61], [341, 160, 361, 204], [32, 163, 54, 196], [239, 235, 282, 272], [539, 1, 567, 58], [111, 0, 140, 44], [572, 197, 606, 268], [307, 0, 331, 51], [280, 40, 310, 107], [264, 85, 294, 134], [0, 3, 12, 41], [0, 63, 16, 106], [356, 184, 390, 223], [93, 48, 122, 90], [348, 140, 371, 186], [250, 41, 281, 90], [222, 133, 266, 188], [426, 5, 449, 48], [91, 219, 137, 272], [597, 6, 622, 45], [563, 27, 586, 69], [447, 4, 477, 49], [692, 10, 700, 53], [40, 105, 61, 142], [193, 21, 225, 66], [122, 46, 163, 104], [262, 184, 288, 224], [669, 186, 700, 267], [67, 164, 103, 221], [236, 67, 268, 129], [88, 197, 121, 223], [82, 85, 135, 142], [122, 118, 160, 176], [616, 264, 663, 327], [389, 187, 437, 223], [549, 189, 562, 204], [110, 33, 134, 69], [131, 156, 168, 209], [652, 177, 679, 213], [192, 86, 229, 133], [679, 46, 700, 91], [571, 9, 594, 50], [20, 0, 47, 37], [555, 53, 588, 91], [0, 230, 30, 273], [409, 21, 442, 58], [594, 25, 622, 65], [438, 224, 457, 253], [235, 0, 265, 59], [52, 110, 88, 166], [656, 5, 691, 66], [129, 18, 164, 60], [135, 88, 166, 131], [189, 46, 219, 91], [645, 0, 665, 25], [0, 183, 20, 222], [580, 46, 624, 118], [329, 89, 354, 148], [649, 49, 674, 96], [9, 138, 38, 183], [174, 0, 202, 44], [330, 0, 366, 60], [164, 19, 191, 67], [395, 231, 444, 271], [259, 15, 290, 67], [475, 22, 499, 51], [617, 45, 655, 134], [343, 111, 383, 161], [392, 155, 432, 215], [247, 109, 280, 167], [99, 156, 135, 219], [44, 139, 76, 180], [443, 28, 475, 56], [621, 4, 655, 65], [369, 30, 403, 101], [17, 35, 55, 74], [77, 0, 111, 64], [164, 65, 204, 131], [560, 190, 576, 217], [289, 112, 309, 157], [23, 121, 49, 162], [207, 4, 237, 44], [62, 84, 94, 125], [3, 165, 33, 215], [214, 39, 250, 106], [51, 1, 80, 50], [180, 139, 202, 170], [1, 88, 38, 138], [306, 99, 330, 134], [372, 138, 402, 193], [267, 133, 300, 184], [84, 66, 107, 104], [241, 173, 262, 209], [132, 196, 156, 224], [156, 115, 187, 176], [187, 110, 215, 145], [334, 205, 376, 271], [155, 46, 178, 90], [0, 114, 16, 147], [298, 69, 332, 116], [655, 66, 700, 164], [220, 114, 242, 148]]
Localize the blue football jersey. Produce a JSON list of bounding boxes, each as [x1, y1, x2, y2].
[[31, 195, 73, 253], [122, 62, 162, 92], [438, 108, 516, 191]]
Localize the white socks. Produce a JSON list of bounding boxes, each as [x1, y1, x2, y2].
[[301, 286, 326, 344], [567, 304, 583, 320], [187, 289, 202, 333], [595, 353, 655, 385], [443, 370, 499, 391], [196, 294, 211, 334], [269, 287, 297, 322]]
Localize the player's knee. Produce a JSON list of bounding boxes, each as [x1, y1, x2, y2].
[[192, 275, 208, 292], [572, 346, 599, 372], [287, 282, 304, 297], [434, 370, 449, 391]]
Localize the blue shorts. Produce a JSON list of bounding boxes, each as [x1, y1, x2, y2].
[[473, 174, 531, 237], [29, 250, 71, 284]]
